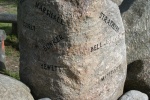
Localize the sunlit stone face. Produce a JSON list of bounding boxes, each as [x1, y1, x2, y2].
[[18, 0, 127, 99]]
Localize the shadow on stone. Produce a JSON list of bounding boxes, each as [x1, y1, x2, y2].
[[0, 61, 5, 71], [119, 0, 135, 14], [127, 60, 143, 74], [124, 60, 150, 98]]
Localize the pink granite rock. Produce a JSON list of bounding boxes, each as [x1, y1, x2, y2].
[[18, 0, 127, 99]]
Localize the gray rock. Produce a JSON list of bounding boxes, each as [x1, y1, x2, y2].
[[38, 98, 51, 100], [0, 74, 34, 100], [121, 0, 150, 97], [18, 0, 127, 100], [112, 0, 123, 6], [119, 90, 149, 100]]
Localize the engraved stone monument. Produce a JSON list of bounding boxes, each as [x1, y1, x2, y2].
[[121, 0, 150, 97], [18, 0, 127, 99]]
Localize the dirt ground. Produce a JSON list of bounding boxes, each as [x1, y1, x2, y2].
[[5, 47, 19, 73]]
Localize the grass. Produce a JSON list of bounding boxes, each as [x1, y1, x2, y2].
[[0, 23, 12, 34], [0, 0, 17, 14], [0, 69, 20, 80], [5, 34, 19, 50]]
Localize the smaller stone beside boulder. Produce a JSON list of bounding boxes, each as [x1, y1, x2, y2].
[[119, 90, 149, 100], [38, 98, 51, 100], [0, 74, 34, 100]]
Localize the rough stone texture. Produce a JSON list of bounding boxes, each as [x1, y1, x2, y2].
[[18, 0, 127, 100], [0, 74, 34, 100], [119, 90, 149, 100], [112, 0, 123, 6], [120, 0, 150, 97], [38, 98, 51, 100]]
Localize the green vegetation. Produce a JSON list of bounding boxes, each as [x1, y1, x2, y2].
[[0, 23, 11, 34], [0, 69, 20, 80], [0, 0, 17, 14]]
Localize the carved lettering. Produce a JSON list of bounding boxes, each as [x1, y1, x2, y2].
[[100, 12, 119, 32], [101, 65, 121, 81], [41, 64, 64, 72], [91, 33, 124, 52], [35, 2, 65, 25], [23, 21, 35, 31], [43, 35, 64, 51]]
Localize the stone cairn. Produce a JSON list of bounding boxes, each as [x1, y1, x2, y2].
[[18, 0, 127, 100]]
